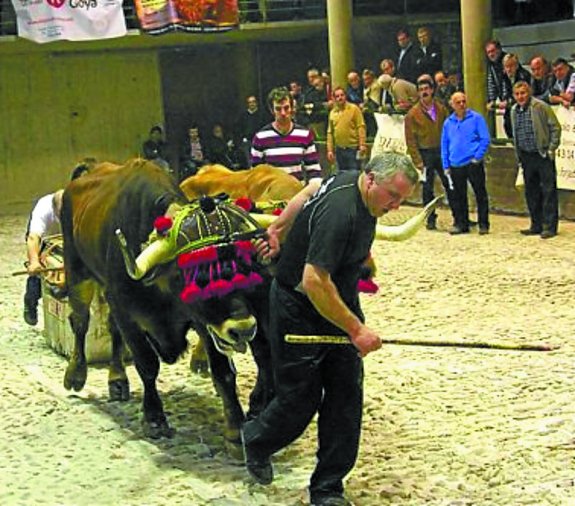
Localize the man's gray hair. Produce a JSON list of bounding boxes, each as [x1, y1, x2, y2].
[[365, 152, 419, 186]]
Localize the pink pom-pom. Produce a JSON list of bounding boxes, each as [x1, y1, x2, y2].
[[234, 197, 253, 212], [180, 283, 202, 304], [358, 279, 379, 294], [231, 272, 249, 289], [154, 216, 173, 235], [211, 278, 233, 297], [177, 246, 218, 268], [246, 271, 263, 288]]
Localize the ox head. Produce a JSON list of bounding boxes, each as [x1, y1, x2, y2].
[[116, 195, 268, 357]]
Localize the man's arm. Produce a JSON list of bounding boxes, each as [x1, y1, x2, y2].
[[302, 263, 382, 357], [26, 233, 43, 275]]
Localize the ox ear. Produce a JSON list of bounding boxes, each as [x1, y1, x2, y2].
[[153, 194, 181, 219]]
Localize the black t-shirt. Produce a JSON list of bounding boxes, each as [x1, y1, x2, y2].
[[276, 171, 376, 309]]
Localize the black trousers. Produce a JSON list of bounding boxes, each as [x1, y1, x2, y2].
[[420, 148, 456, 226], [518, 150, 558, 233], [450, 162, 490, 230], [24, 275, 41, 309], [242, 280, 363, 502]]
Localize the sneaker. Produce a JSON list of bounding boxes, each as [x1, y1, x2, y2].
[[241, 429, 273, 485], [540, 230, 557, 239], [478, 227, 489, 235], [24, 305, 38, 326], [520, 228, 542, 236], [449, 226, 469, 235]]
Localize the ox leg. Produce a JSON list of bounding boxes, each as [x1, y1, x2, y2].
[[107, 313, 130, 402], [197, 328, 244, 451], [112, 316, 175, 439], [189, 337, 210, 377], [64, 280, 94, 392]]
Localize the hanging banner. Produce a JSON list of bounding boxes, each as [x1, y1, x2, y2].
[[10, 0, 127, 44], [134, 0, 238, 35], [553, 105, 575, 191], [371, 112, 408, 158]]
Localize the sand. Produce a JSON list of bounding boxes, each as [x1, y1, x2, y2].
[[1, 208, 575, 506]]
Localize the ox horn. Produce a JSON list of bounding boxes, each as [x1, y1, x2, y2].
[[250, 196, 443, 242], [116, 229, 173, 281], [376, 195, 443, 241]]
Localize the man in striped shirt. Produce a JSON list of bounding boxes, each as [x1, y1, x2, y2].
[[251, 87, 322, 182]]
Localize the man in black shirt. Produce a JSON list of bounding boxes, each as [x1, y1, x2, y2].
[[242, 152, 418, 506]]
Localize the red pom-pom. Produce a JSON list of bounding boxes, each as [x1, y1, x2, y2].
[[154, 216, 173, 235], [234, 197, 254, 212], [246, 272, 263, 288], [177, 247, 218, 268], [358, 279, 379, 294], [231, 272, 249, 289], [272, 208, 283, 216], [211, 278, 233, 297]]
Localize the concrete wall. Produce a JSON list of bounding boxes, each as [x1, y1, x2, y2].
[[0, 51, 163, 214]]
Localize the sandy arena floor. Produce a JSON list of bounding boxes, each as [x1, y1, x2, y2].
[[1, 208, 575, 506]]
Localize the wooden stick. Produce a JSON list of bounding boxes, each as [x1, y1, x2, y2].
[[285, 334, 558, 352], [11, 266, 64, 277]]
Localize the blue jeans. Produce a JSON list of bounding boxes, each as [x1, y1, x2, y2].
[[335, 147, 361, 171]]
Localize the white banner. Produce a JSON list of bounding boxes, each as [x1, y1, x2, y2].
[[370, 113, 407, 158], [553, 106, 575, 191], [11, 0, 127, 44]]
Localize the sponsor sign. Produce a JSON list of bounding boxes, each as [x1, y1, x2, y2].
[[11, 0, 127, 43]]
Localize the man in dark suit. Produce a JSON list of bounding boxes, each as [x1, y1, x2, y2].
[[395, 28, 422, 84]]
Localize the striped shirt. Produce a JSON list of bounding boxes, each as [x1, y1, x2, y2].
[[250, 123, 322, 181]]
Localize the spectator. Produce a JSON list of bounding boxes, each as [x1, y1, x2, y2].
[[511, 81, 561, 238], [23, 162, 92, 326], [485, 39, 508, 129], [345, 71, 364, 105], [549, 57, 575, 107], [529, 55, 554, 103], [500, 53, 532, 137], [395, 28, 422, 84], [441, 92, 491, 235], [180, 125, 206, 181], [377, 74, 418, 113], [235, 95, 267, 168], [289, 80, 307, 125], [142, 125, 170, 171], [379, 59, 396, 109], [303, 75, 330, 139], [404, 75, 455, 230], [206, 123, 236, 168], [416, 26, 443, 76], [434, 70, 455, 110], [362, 69, 382, 137], [326, 87, 367, 172], [447, 69, 464, 92], [241, 153, 418, 505], [251, 86, 322, 182]]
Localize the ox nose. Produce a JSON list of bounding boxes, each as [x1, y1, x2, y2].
[[229, 325, 257, 344]]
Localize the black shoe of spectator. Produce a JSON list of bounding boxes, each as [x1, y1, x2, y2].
[[24, 305, 38, 326], [540, 230, 557, 239], [479, 227, 489, 235], [520, 228, 542, 236], [311, 496, 351, 506], [449, 226, 469, 235], [426, 221, 437, 230], [241, 430, 273, 485]]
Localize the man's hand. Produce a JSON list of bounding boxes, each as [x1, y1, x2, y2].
[[253, 228, 280, 263], [327, 151, 335, 164], [27, 259, 43, 276], [350, 324, 382, 358]]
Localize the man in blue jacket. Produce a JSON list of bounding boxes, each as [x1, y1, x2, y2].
[[441, 92, 491, 235]]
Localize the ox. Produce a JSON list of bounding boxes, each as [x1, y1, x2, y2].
[[180, 164, 304, 202], [61, 159, 273, 444]]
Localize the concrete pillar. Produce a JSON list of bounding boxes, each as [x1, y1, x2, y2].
[[460, 0, 492, 116], [327, 0, 354, 90]]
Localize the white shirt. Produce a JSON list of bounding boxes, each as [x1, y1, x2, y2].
[[28, 193, 60, 237]]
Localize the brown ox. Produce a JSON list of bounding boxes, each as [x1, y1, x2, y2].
[[180, 164, 304, 202]]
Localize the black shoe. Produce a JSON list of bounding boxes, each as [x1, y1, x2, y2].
[[478, 227, 489, 235], [520, 228, 542, 236], [469, 220, 478, 227], [241, 430, 273, 485], [449, 226, 469, 235], [540, 230, 557, 239], [24, 305, 38, 326], [311, 496, 351, 506], [426, 221, 437, 231]]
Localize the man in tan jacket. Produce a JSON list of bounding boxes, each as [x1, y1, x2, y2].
[[327, 87, 367, 171], [404, 75, 455, 230]]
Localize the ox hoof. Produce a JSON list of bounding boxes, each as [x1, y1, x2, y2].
[[63, 362, 87, 392], [190, 358, 210, 377], [108, 379, 130, 402], [142, 418, 176, 439]]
